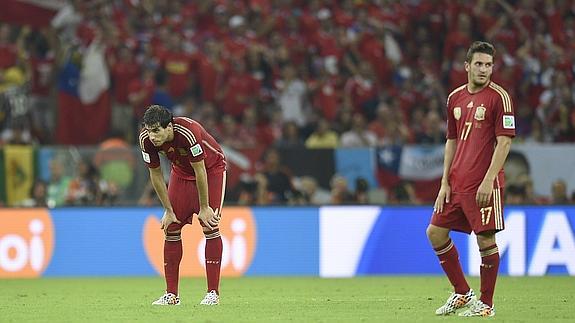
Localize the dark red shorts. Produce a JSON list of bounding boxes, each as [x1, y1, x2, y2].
[[430, 189, 505, 234], [167, 171, 226, 230]]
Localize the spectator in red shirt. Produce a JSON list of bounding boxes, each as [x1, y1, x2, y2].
[[0, 23, 18, 69], [110, 45, 140, 141], [309, 66, 341, 122], [218, 114, 257, 149], [196, 39, 226, 104], [442, 13, 472, 62], [128, 66, 156, 140], [160, 32, 194, 100], [343, 61, 379, 116], [217, 57, 259, 118]]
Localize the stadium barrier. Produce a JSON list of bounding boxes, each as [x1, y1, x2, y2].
[[0, 206, 574, 278], [2, 144, 575, 206]]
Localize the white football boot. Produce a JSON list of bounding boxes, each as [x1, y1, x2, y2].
[[152, 292, 180, 306], [459, 299, 495, 317], [199, 290, 219, 305], [435, 289, 476, 315]]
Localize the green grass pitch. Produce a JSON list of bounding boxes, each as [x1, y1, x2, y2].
[[0, 276, 573, 322]]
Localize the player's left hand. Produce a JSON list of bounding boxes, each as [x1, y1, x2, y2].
[[476, 180, 493, 208], [160, 209, 181, 233], [195, 206, 221, 230]]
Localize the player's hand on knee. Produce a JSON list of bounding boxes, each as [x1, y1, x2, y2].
[[161, 209, 181, 233], [208, 208, 221, 227], [195, 206, 219, 230]]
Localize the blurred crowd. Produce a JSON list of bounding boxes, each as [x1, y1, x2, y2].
[[1, 0, 575, 206]]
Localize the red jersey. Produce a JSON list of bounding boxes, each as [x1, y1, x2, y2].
[[139, 117, 226, 180], [111, 60, 140, 104], [0, 44, 17, 69], [162, 51, 193, 98], [30, 56, 55, 96], [446, 82, 515, 193]]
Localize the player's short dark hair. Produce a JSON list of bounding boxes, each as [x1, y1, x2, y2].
[[142, 105, 173, 128], [466, 41, 496, 63]]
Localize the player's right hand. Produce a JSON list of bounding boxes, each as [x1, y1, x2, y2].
[[160, 209, 181, 233], [434, 183, 451, 214]]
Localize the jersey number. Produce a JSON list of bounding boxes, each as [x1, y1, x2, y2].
[[461, 122, 473, 140], [480, 206, 493, 225]]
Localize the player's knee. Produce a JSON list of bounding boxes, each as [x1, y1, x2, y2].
[[203, 228, 221, 240], [426, 224, 437, 239], [476, 231, 496, 248], [165, 230, 182, 242], [167, 223, 182, 232], [426, 225, 448, 244]]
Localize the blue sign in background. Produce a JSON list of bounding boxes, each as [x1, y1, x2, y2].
[[44, 207, 160, 276], [355, 207, 469, 275], [247, 207, 319, 275], [353, 206, 575, 276], [2, 206, 573, 277], [41, 207, 320, 277]]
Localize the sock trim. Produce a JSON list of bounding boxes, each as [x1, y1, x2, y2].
[[434, 239, 454, 256], [204, 229, 221, 240], [165, 234, 182, 242], [480, 245, 499, 258]]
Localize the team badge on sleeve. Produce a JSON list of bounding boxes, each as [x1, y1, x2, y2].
[[141, 151, 150, 163], [453, 107, 461, 120], [190, 144, 203, 157], [503, 115, 515, 129]]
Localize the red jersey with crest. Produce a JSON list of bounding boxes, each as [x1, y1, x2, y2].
[[139, 117, 226, 180], [446, 81, 515, 193]]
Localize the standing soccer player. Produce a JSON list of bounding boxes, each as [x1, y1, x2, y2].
[[139, 105, 226, 306], [426, 41, 515, 317]]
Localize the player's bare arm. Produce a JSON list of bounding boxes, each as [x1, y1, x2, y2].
[[434, 139, 457, 213], [476, 135, 513, 207], [191, 159, 220, 230], [148, 166, 181, 232]]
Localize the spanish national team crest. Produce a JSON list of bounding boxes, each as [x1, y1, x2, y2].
[[453, 107, 461, 120], [474, 106, 486, 121]]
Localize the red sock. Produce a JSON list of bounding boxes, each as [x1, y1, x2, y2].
[[164, 240, 182, 295], [434, 239, 470, 295], [205, 229, 222, 294], [479, 244, 499, 307]]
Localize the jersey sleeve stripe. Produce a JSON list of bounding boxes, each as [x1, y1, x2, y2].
[[446, 84, 467, 105], [489, 83, 512, 113], [139, 130, 148, 150], [181, 117, 194, 124], [174, 124, 197, 145], [492, 83, 512, 113]]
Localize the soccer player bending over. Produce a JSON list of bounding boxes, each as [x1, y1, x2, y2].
[[139, 105, 226, 306], [426, 41, 515, 317]]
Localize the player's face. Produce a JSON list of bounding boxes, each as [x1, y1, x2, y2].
[[465, 52, 493, 89], [145, 123, 173, 146]]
